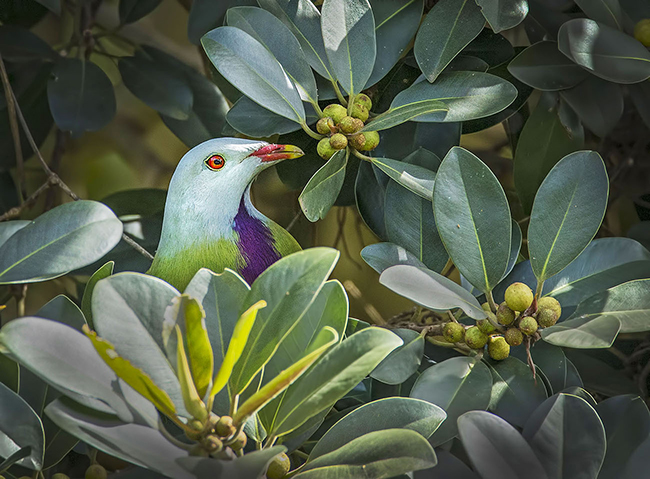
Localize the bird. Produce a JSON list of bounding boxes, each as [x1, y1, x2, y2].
[[147, 138, 305, 291]]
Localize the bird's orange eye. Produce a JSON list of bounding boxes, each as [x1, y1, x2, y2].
[[205, 154, 225, 170]]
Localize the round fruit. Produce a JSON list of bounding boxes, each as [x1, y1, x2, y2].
[[203, 435, 223, 453], [339, 116, 363, 134], [230, 431, 248, 451], [354, 93, 372, 110], [350, 103, 369, 122], [537, 308, 558, 328], [504, 282, 534, 312], [329, 133, 348, 150], [52, 474, 70, 479], [481, 302, 491, 312], [360, 130, 380, 151], [465, 326, 488, 349], [215, 416, 237, 438], [504, 328, 523, 346], [477, 315, 496, 334], [85, 465, 108, 479], [443, 322, 465, 343], [496, 302, 516, 325], [317, 138, 337, 159], [322, 104, 347, 123], [316, 117, 335, 134], [267, 452, 291, 479], [519, 316, 539, 336], [537, 296, 562, 319], [488, 336, 510, 360], [349, 133, 366, 150], [634, 19, 650, 47]]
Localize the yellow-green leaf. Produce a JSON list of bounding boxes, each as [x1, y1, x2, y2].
[[83, 324, 177, 419], [175, 326, 208, 421], [182, 297, 213, 398], [233, 326, 338, 426], [211, 300, 266, 398]]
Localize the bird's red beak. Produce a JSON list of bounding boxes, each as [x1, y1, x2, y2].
[[251, 144, 304, 162]]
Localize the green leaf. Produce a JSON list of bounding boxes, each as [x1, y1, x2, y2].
[[391, 72, 518, 122], [119, 50, 193, 120], [202, 27, 305, 123], [559, 75, 623, 138], [511, 341, 581, 394], [227, 96, 303, 138], [321, 0, 376, 95], [574, 0, 624, 30], [458, 410, 547, 479], [566, 350, 637, 397], [380, 265, 486, 319], [504, 220, 522, 280], [414, 0, 485, 82], [433, 147, 512, 294], [0, 353, 18, 393], [558, 19, 650, 84], [0, 220, 30, 248], [174, 326, 207, 421], [462, 28, 515, 67], [362, 100, 449, 131], [299, 149, 348, 222], [271, 327, 402, 437], [542, 315, 621, 349], [508, 41, 590, 91], [81, 261, 114, 328], [370, 329, 424, 385], [181, 298, 213, 399], [33, 0, 60, 14], [0, 25, 56, 62], [475, 0, 528, 32], [47, 58, 116, 137], [226, 6, 318, 104], [0, 382, 44, 470], [119, 0, 162, 24], [0, 201, 123, 284], [630, 80, 650, 130], [371, 157, 435, 200], [37, 294, 86, 331], [187, 0, 257, 44], [355, 161, 388, 238], [229, 248, 339, 398], [366, 0, 424, 87], [410, 356, 493, 446], [258, 0, 335, 81], [486, 357, 548, 427], [514, 92, 583, 215], [523, 394, 606, 479], [361, 242, 426, 274], [296, 429, 436, 479], [528, 151, 609, 283], [596, 395, 650, 479]]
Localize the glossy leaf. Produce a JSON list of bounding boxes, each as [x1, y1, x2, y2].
[[414, 0, 486, 82], [566, 350, 637, 397], [523, 393, 606, 479], [371, 157, 436, 200], [380, 265, 486, 319], [0, 25, 56, 62], [202, 27, 305, 123], [299, 149, 348, 222], [355, 161, 388, 238], [575, 0, 623, 30], [178, 298, 213, 399], [187, 0, 256, 44], [433, 147, 512, 294], [47, 58, 116, 137], [322, 0, 376, 95], [81, 261, 114, 328], [542, 315, 620, 349], [504, 220, 522, 280], [392, 72, 517, 123], [514, 92, 583, 214], [174, 326, 207, 421], [227, 97, 302, 138], [271, 327, 402, 437], [0, 220, 29, 248], [0, 201, 123, 284], [0, 382, 44, 470], [119, 0, 162, 24], [459, 410, 548, 479], [370, 329, 424, 385], [361, 242, 426, 274], [34, 0, 60, 14], [410, 356, 493, 446], [558, 19, 650, 84], [508, 41, 589, 91], [528, 151, 608, 283], [475, 0, 529, 32], [37, 294, 86, 331], [630, 80, 650, 130], [362, 100, 448, 131]]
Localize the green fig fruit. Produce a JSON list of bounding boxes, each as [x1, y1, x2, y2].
[[478, 313, 497, 334], [537, 308, 558, 328], [85, 465, 108, 479], [349, 132, 366, 150], [230, 431, 248, 451], [635, 19, 650, 46], [481, 302, 491, 312], [496, 302, 516, 325], [360, 130, 379, 151], [316, 117, 335, 134], [537, 296, 562, 319], [465, 326, 488, 349], [203, 435, 223, 453], [443, 322, 465, 343], [323, 104, 347, 123], [519, 316, 538, 336], [488, 336, 510, 360], [354, 93, 372, 110], [317, 138, 337, 159], [350, 103, 369, 122], [329, 133, 348, 150], [52, 474, 71, 479], [504, 328, 523, 346], [215, 415, 237, 438], [267, 452, 291, 479], [339, 116, 363, 134], [505, 282, 534, 312]]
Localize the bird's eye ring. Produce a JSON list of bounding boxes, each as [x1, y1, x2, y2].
[[205, 154, 225, 170]]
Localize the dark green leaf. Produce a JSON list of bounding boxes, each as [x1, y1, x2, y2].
[[355, 161, 388, 238], [504, 220, 522, 280], [0, 382, 43, 470], [558, 19, 650, 84], [475, 0, 529, 32], [81, 262, 114, 328], [0, 353, 18, 393], [371, 157, 436, 200], [361, 242, 426, 274], [0, 25, 56, 62], [0, 220, 29, 248], [187, 0, 257, 44], [371, 330, 424, 385], [574, 0, 624, 30], [362, 100, 448, 131], [178, 446, 288, 479], [623, 436, 650, 479], [37, 294, 86, 331], [47, 58, 116, 137], [542, 315, 620, 349], [462, 28, 515, 68], [34, 0, 59, 15], [414, 0, 486, 82], [630, 80, 650, 130], [565, 350, 638, 397], [227, 96, 302, 138], [119, 0, 162, 24], [299, 149, 347, 222]]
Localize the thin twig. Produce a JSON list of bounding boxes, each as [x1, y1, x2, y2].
[[0, 53, 25, 202], [0, 179, 54, 222]]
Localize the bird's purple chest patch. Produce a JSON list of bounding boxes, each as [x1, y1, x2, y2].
[[233, 197, 281, 284]]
